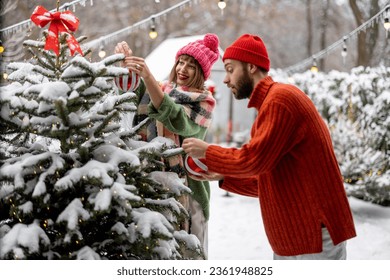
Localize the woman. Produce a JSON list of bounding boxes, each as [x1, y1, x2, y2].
[[114, 33, 219, 258]]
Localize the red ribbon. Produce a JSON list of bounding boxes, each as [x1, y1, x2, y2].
[[31, 6, 83, 56]]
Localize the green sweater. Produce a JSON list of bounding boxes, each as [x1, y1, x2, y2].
[[133, 81, 211, 220]]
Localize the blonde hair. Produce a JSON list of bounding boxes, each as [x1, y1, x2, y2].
[[168, 54, 205, 90]]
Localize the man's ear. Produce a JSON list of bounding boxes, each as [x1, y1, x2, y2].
[[248, 63, 258, 74]]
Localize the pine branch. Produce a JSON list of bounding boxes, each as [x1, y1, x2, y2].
[[26, 48, 56, 72], [54, 99, 70, 128], [93, 110, 120, 138]]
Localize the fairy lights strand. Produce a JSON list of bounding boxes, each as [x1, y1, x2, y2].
[[283, 3, 390, 74], [2, 1, 386, 72], [0, 0, 93, 36], [1, 0, 197, 49], [83, 0, 197, 49]]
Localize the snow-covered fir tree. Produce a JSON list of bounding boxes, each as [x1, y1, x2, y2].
[[0, 22, 203, 259]]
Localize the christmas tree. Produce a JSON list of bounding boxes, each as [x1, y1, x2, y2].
[[0, 5, 203, 260]]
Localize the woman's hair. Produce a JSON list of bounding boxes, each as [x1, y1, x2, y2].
[[168, 54, 205, 90]]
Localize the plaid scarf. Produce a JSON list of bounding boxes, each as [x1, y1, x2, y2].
[[134, 81, 215, 176]]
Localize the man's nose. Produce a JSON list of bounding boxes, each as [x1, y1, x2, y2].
[[223, 75, 229, 84]]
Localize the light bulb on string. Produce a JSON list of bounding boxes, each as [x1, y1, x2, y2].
[[310, 58, 318, 73], [385, 17, 390, 30], [384, 7, 390, 38], [218, 0, 226, 15], [384, 8, 390, 30], [98, 46, 106, 58], [0, 40, 4, 54], [149, 18, 158, 39], [218, 0, 226, 10], [384, 18, 390, 38]]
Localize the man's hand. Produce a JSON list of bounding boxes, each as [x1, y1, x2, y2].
[[183, 138, 224, 181], [187, 171, 224, 182], [182, 138, 209, 159]]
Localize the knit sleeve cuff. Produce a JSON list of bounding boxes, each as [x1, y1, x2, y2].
[[219, 176, 258, 197]]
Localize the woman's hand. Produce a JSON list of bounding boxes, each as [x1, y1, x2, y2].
[[120, 56, 163, 109], [123, 56, 152, 80], [114, 41, 132, 57], [114, 41, 133, 67]]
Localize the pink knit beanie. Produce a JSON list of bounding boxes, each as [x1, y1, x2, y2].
[[176, 33, 219, 79], [223, 34, 270, 71]]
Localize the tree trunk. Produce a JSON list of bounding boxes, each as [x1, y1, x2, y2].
[[319, 0, 330, 70], [348, 0, 380, 67], [306, 0, 313, 57]]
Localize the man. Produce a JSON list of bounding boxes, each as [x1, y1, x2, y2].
[[182, 34, 356, 260]]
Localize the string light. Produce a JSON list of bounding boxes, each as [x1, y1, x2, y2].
[[385, 18, 390, 30], [384, 8, 390, 36], [284, 4, 390, 74], [149, 18, 158, 39], [218, 0, 226, 15], [310, 58, 318, 73], [84, 0, 195, 49], [218, 0, 226, 10], [98, 46, 106, 58], [1, 0, 94, 36], [0, 40, 4, 54]]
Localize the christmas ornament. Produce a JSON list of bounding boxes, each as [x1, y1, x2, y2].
[[30, 6, 83, 56], [115, 70, 141, 92], [184, 155, 208, 177], [205, 79, 216, 95]]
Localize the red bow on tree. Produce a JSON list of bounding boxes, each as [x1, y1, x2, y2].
[[31, 6, 83, 56]]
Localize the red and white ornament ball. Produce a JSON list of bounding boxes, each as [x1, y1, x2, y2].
[[115, 70, 140, 92], [184, 155, 208, 176]]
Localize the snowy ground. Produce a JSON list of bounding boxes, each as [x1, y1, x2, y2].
[[208, 181, 390, 260]]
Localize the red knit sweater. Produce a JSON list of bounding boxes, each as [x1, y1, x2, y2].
[[206, 76, 356, 256]]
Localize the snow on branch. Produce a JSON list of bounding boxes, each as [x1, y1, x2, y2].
[[148, 171, 191, 196], [56, 198, 90, 230], [0, 221, 50, 259], [0, 152, 65, 191], [131, 207, 173, 239], [75, 246, 101, 260], [7, 62, 47, 84]]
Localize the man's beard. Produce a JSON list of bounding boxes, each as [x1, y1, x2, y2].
[[234, 68, 254, 100]]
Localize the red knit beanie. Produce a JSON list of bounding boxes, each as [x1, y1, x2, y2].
[[223, 34, 270, 71], [176, 33, 220, 79]]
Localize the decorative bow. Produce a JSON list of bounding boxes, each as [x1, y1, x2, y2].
[[30, 6, 83, 56]]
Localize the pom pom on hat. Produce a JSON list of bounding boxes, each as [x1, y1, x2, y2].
[[184, 155, 208, 177], [176, 33, 220, 80], [114, 70, 140, 92], [223, 34, 270, 71]]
